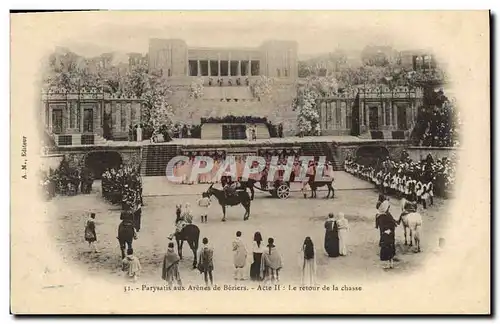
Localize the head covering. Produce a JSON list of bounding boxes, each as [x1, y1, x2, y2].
[[337, 212, 345, 220], [378, 200, 390, 214], [328, 213, 334, 219]]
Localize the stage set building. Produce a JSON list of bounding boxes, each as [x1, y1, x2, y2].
[[42, 39, 424, 145]]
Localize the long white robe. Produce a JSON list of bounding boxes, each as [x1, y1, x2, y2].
[[136, 126, 143, 142]]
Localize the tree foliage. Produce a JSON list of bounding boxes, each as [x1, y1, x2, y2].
[[411, 89, 460, 147]]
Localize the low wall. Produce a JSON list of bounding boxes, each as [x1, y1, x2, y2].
[[335, 141, 409, 164], [406, 146, 459, 161], [49, 145, 143, 170]]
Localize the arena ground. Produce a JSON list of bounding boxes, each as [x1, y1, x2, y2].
[[45, 171, 453, 287]]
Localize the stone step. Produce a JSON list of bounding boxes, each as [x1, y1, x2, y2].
[[141, 144, 180, 176]]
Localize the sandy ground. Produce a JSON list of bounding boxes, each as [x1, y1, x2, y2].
[[45, 172, 453, 288]]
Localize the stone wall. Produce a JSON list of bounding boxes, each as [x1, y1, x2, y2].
[[335, 141, 410, 165], [52, 146, 142, 170]]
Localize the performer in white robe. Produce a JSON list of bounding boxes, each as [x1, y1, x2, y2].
[[136, 125, 143, 142]]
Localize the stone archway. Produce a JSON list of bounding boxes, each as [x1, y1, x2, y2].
[[84, 151, 123, 179], [355, 145, 390, 166]]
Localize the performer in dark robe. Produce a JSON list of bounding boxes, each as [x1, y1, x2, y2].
[[84, 213, 99, 252], [376, 206, 398, 269], [250, 232, 264, 281], [324, 213, 340, 257]]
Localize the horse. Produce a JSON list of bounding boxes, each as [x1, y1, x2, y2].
[[205, 183, 251, 221], [117, 219, 136, 259], [399, 211, 423, 252], [307, 174, 335, 198], [174, 205, 200, 268]]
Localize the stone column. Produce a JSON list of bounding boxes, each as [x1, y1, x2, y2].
[[43, 102, 47, 128], [218, 54, 221, 77], [393, 102, 398, 129], [228, 52, 231, 76], [127, 102, 132, 130], [197, 60, 201, 76], [208, 60, 211, 76], [96, 102, 102, 132], [335, 100, 340, 128], [382, 101, 386, 126], [388, 100, 393, 128], [341, 102, 346, 129], [80, 103, 84, 132], [248, 56, 252, 76], [365, 103, 370, 129], [48, 104, 53, 132], [238, 61, 241, 76], [410, 101, 414, 125], [115, 103, 121, 133], [360, 101, 364, 126]]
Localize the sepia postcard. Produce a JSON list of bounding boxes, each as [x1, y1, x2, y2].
[[10, 10, 490, 314]]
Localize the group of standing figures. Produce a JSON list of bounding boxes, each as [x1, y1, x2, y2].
[[160, 231, 285, 288], [84, 195, 420, 287], [324, 213, 349, 258]]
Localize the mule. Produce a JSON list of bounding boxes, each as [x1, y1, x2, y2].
[[307, 175, 335, 199], [206, 184, 251, 221]]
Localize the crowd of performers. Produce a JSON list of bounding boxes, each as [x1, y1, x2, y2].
[[102, 165, 144, 232], [344, 152, 457, 208], [174, 153, 334, 185], [39, 158, 94, 200], [104, 201, 361, 285], [84, 155, 450, 285]]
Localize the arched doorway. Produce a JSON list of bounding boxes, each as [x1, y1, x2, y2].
[[355, 146, 390, 166], [84, 151, 123, 179]]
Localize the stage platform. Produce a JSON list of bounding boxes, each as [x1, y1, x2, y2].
[[50, 135, 410, 177], [60, 135, 408, 149]]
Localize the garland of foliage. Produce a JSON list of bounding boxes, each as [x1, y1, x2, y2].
[[201, 115, 270, 124], [200, 115, 281, 138], [190, 77, 204, 99], [292, 88, 320, 136], [250, 76, 274, 100]]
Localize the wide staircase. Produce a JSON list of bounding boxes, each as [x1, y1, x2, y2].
[[298, 141, 344, 171], [140, 144, 180, 176]]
